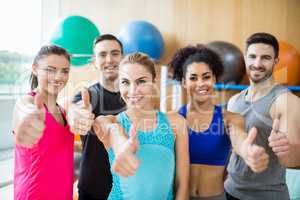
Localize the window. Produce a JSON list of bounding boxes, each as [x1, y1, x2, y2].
[[0, 0, 41, 95], [0, 1, 41, 198]]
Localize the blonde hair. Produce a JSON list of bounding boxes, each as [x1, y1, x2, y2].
[[120, 52, 156, 80]]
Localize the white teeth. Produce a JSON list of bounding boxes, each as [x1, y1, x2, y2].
[[51, 82, 63, 87], [252, 68, 265, 72], [128, 96, 142, 102], [196, 89, 208, 94], [105, 66, 116, 70], [129, 97, 139, 100]]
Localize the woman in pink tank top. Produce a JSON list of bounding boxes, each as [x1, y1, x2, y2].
[[12, 45, 74, 200]]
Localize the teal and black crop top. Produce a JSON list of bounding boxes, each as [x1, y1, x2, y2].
[[178, 105, 231, 166]]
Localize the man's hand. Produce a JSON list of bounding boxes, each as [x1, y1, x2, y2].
[[268, 118, 290, 158], [111, 124, 140, 177], [68, 88, 95, 135], [241, 127, 269, 173]]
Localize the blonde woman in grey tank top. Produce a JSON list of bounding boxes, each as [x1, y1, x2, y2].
[[225, 32, 300, 200]]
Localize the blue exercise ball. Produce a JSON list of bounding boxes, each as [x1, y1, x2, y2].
[[118, 20, 165, 61], [50, 15, 100, 67]]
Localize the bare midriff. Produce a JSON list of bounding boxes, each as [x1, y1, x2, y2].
[[189, 164, 226, 197]]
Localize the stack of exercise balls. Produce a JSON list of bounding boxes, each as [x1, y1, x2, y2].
[[273, 41, 300, 86], [206, 41, 246, 84], [49, 15, 100, 67], [117, 20, 165, 61]]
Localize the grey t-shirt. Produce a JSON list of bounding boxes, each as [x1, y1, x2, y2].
[[225, 84, 290, 200]]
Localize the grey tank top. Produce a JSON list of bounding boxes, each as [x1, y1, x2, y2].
[[225, 84, 290, 200]]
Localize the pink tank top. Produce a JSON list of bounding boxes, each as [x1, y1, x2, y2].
[[14, 92, 74, 200]]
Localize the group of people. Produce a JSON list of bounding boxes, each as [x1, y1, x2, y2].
[[12, 32, 300, 200]]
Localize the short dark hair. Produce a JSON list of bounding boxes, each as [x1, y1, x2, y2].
[[169, 44, 224, 82], [246, 32, 279, 58], [30, 45, 70, 90], [93, 34, 123, 54]]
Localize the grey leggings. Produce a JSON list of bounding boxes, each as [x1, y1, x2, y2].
[[190, 192, 226, 200]]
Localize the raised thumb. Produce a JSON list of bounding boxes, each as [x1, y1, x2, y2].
[[272, 118, 280, 133], [34, 92, 44, 110], [245, 127, 257, 146], [129, 123, 139, 152], [129, 123, 138, 139], [81, 88, 90, 110]]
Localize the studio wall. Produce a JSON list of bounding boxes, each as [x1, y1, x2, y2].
[[42, 0, 300, 107]]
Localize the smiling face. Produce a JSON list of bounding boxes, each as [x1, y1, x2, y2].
[[94, 40, 123, 82], [119, 63, 156, 111], [183, 62, 216, 104], [245, 43, 278, 84], [33, 54, 70, 95]]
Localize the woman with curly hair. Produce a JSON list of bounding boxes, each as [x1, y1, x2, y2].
[[169, 44, 269, 200]]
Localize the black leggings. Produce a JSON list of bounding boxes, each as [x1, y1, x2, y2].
[[78, 193, 107, 200], [225, 192, 240, 200]]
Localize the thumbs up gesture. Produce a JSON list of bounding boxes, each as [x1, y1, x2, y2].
[[268, 119, 290, 158], [81, 89, 91, 110], [112, 123, 140, 177], [126, 123, 139, 153], [241, 127, 269, 173], [69, 88, 95, 135], [14, 92, 46, 147]]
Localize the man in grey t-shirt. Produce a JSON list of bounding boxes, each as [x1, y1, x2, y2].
[[225, 32, 300, 200]]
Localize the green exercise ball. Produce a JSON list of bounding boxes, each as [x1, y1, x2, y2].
[[50, 15, 100, 66]]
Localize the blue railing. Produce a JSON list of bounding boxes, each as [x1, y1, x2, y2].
[[214, 84, 300, 91], [165, 80, 300, 91]]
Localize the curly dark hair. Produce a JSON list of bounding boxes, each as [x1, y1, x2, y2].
[[168, 44, 224, 82]]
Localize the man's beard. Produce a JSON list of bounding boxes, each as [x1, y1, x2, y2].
[[251, 71, 272, 83], [249, 66, 274, 84]]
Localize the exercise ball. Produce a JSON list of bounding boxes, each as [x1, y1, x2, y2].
[[273, 41, 300, 85], [118, 20, 164, 61], [207, 41, 246, 84], [50, 15, 100, 66]]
